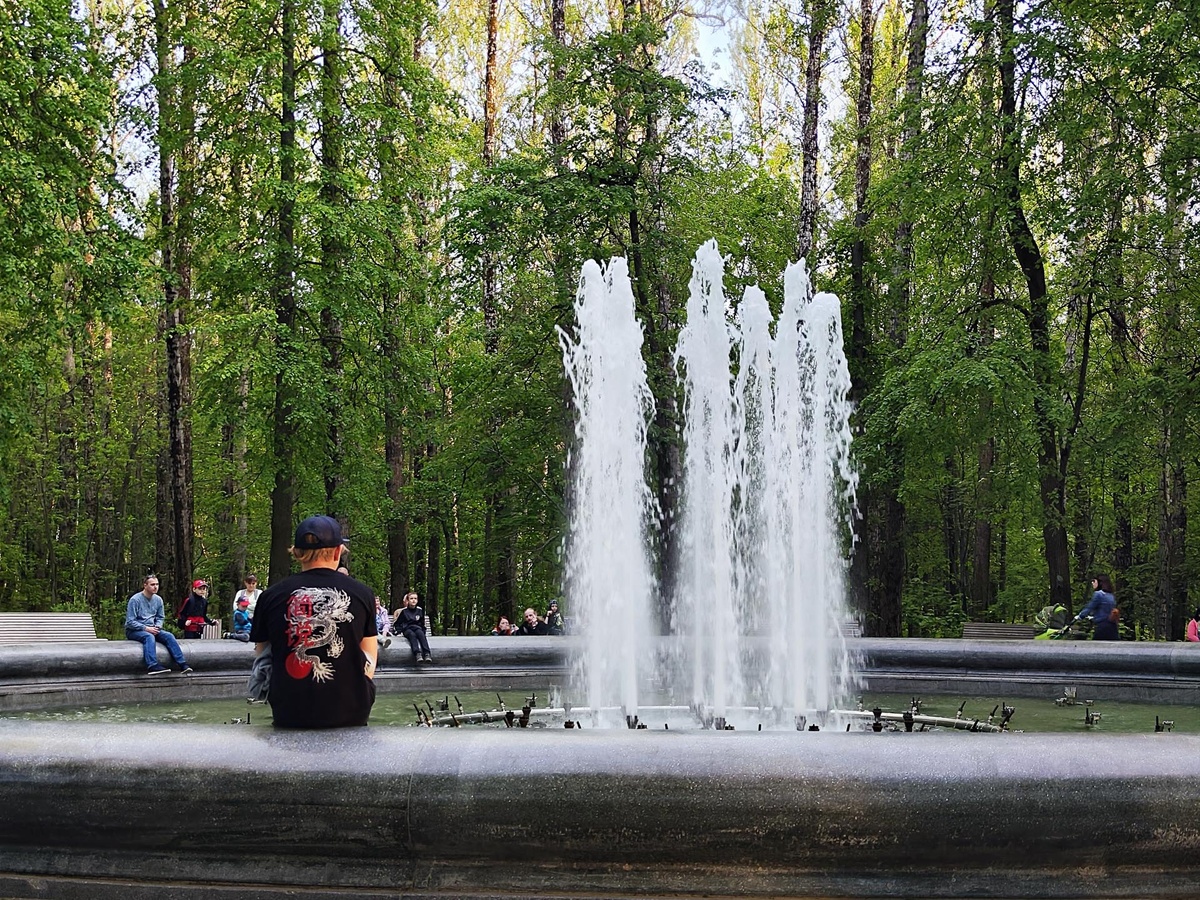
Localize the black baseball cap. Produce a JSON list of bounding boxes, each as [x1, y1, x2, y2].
[[294, 515, 344, 549]]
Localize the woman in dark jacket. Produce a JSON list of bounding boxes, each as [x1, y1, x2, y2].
[[1075, 574, 1118, 641]]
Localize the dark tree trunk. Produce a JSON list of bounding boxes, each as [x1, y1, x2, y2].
[[1155, 445, 1186, 641], [480, 0, 509, 618], [320, 0, 346, 514], [385, 421, 409, 603], [796, 0, 828, 263], [970, 274, 996, 617], [890, 0, 925, 343], [548, 0, 566, 153], [997, 0, 1071, 607], [849, 0, 874, 363], [971, 434, 995, 617], [426, 530, 440, 629], [154, 0, 194, 604], [269, 0, 298, 584]]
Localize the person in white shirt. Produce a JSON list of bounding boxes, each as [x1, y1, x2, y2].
[[234, 574, 262, 618]]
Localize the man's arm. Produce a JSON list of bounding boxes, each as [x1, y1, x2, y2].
[[360, 636, 378, 679]]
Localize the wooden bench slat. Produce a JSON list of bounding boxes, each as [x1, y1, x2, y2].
[[0, 613, 101, 643], [961, 622, 1038, 640]]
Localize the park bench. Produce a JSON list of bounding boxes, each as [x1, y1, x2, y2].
[[842, 621, 863, 638], [961, 622, 1038, 640], [201, 619, 222, 640], [0, 612, 103, 644]]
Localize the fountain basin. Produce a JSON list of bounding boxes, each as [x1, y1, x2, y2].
[[0, 722, 1197, 898], [0, 639, 1198, 897]]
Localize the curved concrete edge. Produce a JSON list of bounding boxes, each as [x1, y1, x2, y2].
[[858, 638, 1200, 676], [0, 722, 1198, 898], [2, 639, 1198, 713], [0, 638, 571, 711]]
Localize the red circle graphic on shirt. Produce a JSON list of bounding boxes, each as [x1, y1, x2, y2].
[[285, 652, 314, 679]]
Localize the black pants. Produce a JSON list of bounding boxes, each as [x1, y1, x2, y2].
[[401, 626, 430, 656]]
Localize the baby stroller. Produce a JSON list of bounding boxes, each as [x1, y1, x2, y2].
[[1033, 603, 1091, 640]]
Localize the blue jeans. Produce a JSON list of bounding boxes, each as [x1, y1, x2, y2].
[[126, 628, 188, 669]]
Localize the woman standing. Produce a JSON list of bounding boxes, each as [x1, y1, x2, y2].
[[1074, 574, 1118, 641], [1186, 608, 1199, 643]]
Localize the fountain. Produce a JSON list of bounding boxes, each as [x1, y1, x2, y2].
[[562, 241, 858, 727], [0, 246, 1198, 898]]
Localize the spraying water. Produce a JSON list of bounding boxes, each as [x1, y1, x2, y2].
[[559, 259, 658, 721], [562, 243, 859, 728]]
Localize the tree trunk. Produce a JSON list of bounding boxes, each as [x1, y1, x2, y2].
[[890, 0, 924, 344], [218, 368, 250, 600], [269, 0, 298, 584], [997, 0, 1070, 607], [849, 0, 874, 360], [480, 0, 514, 620], [549, 0, 566, 153], [970, 273, 996, 617], [426, 530, 440, 629], [320, 0, 345, 514], [796, 0, 828, 263], [1154, 439, 1186, 641], [154, 0, 194, 605]]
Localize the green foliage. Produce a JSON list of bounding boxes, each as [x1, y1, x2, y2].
[[1, 0, 1198, 643]]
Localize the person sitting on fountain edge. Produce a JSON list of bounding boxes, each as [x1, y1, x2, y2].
[[515, 607, 550, 636], [126, 574, 193, 675], [543, 599, 564, 635], [177, 579, 216, 639], [249, 515, 378, 728], [393, 591, 432, 662], [223, 595, 253, 641]]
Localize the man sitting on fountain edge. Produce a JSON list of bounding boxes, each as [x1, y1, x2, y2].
[[249, 515, 378, 728]]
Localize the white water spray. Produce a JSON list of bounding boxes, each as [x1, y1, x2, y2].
[[562, 243, 859, 728], [559, 259, 657, 721]]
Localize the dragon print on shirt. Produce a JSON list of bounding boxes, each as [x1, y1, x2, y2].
[[284, 587, 354, 681]]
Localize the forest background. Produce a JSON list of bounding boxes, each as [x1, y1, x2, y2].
[[2, 0, 1197, 639]]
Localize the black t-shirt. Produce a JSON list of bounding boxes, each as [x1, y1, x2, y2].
[[249, 567, 378, 728]]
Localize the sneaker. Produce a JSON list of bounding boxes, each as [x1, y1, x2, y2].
[[381, 637, 392, 649], [146, 664, 170, 675], [422, 653, 433, 663], [179, 665, 194, 675], [221, 632, 230, 639]]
